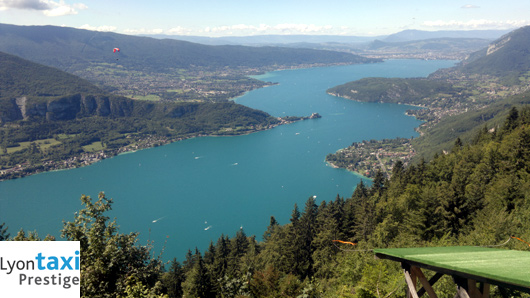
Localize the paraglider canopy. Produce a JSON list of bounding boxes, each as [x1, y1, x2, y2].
[[113, 48, 120, 53]]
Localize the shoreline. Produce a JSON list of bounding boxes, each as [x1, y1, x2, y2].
[[325, 160, 372, 181], [0, 115, 318, 182]]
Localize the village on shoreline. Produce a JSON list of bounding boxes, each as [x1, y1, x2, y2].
[[326, 138, 415, 179], [0, 114, 321, 181]]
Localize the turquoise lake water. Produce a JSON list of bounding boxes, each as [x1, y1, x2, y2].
[[0, 59, 456, 260]]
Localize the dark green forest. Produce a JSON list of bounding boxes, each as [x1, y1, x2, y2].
[[327, 78, 459, 105], [3, 106, 530, 297], [0, 23, 378, 74]]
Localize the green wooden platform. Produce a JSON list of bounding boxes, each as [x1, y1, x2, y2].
[[374, 246, 530, 297]]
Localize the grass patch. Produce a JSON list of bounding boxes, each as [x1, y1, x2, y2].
[[56, 134, 77, 140], [132, 94, 160, 101], [4, 138, 62, 154], [83, 141, 105, 152], [166, 89, 185, 93]]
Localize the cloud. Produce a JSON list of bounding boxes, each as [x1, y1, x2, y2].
[[461, 4, 480, 9], [164, 26, 193, 35], [274, 23, 333, 34], [123, 27, 166, 35], [119, 23, 362, 37], [0, 0, 49, 10], [78, 24, 117, 32], [423, 19, 530, 30], [201, 23, 336, 36], [0, 0, 86, 16]]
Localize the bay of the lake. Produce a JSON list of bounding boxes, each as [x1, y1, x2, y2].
[[0, 59, 456, 260]]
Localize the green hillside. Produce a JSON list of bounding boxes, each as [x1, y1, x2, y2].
[[0, 51, 283, 179], [0, 23, 380, 102], [460, 26, 530, 78], [413, 89, 530, 159], [367, 37, 491, 53], [0, 51, 101, 98], [326, 26, 530, 162], [0, 23, 377, 73], [327, 77, 458, 105]]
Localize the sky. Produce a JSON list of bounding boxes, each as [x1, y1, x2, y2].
[[0, 0, 529, 37]]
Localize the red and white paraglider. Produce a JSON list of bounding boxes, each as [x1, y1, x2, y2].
[[113, 48, 120, 60]]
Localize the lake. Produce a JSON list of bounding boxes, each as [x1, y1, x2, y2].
[[0, 59, 456, 260]]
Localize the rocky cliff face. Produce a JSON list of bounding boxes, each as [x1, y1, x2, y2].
[[486, 36, 511, 56], [0, 94, 141, 123], [0, 94, 206, 124]]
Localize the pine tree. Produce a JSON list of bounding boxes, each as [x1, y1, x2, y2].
[[184, 252, 214, 298], [0, 221, 9, 241], [263, 216, 278, 243], [212, 234, 230, 284], [370, 169, 386, 196], [161, 258, 185, 298], [312, 199, 342, 278], [351, 181, 377, 241], [290, 203, 300, 224], [296, 196, 318, 278], [502, 106, 519, 133], [227, 229, 249, 276], [183, 249, 195, 272], [204, 241, 216, 267]]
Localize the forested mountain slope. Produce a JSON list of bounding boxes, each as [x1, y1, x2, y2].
[[459, 26, 530, 77], [0, 23, 376, 73], [327, 26, 530, 161], [159, 106, 530, 297], [0, 23, 381, 102], [0, 51, 282, 179], [7, 106, 530, 297]]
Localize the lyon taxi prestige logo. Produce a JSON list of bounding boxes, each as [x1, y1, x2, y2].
[[0, 241, 80, 297]]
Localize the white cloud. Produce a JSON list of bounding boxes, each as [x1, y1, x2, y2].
[[0, 0, 48, 10], [0, 0, 86, 16], [461, 4, 480, 9], [122, 27, 167, 35], [200, 23, 336, 36], [119, 23, 364, 37], [273, 23, 333, 34], [78, 24, 117, 32], [423, 19, 530, 30]]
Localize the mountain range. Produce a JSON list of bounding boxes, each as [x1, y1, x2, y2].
[[0, 50, 277, 124], [0, 46, 285, 179], [459, 26, 530, 76], [1, 23, 530, 179], [144, 29, 511, 46], [327, 26, 530, 159], [381, 29, 511, 43], [0, 23, 375, 75]]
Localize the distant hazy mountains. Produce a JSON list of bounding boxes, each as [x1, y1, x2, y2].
[[0, 23, 376, 75], [381, 29, 511, 43], [145, 29, 511, 46], [144, 28, 512, 61], [143, 34, 382, 46]]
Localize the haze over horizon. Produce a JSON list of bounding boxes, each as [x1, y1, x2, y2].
[[0, 0, 529, 38]]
